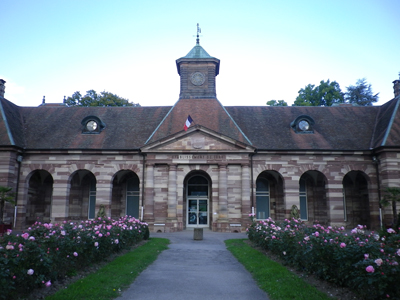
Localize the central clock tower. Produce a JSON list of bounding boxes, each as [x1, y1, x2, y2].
[[176, 35, 220, 99]]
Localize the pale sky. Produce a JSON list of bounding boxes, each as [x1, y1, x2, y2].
[[1, 0, 399, 107]]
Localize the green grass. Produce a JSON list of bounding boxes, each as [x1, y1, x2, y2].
[[225, 239, 333, 300], [45, 238, 169, 300]]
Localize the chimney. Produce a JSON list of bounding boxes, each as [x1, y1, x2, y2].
[[394, 79, 400, 98], [0, 79, 5, 98]]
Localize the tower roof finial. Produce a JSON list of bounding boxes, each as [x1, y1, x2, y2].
[[196, 23, 201, 45]]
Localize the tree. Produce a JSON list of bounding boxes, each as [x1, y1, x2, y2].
[[0, 186, 15, 224], [65, 90, 140, 107], [267, 100, 288, 106], [293, 79, 344, 106], [381, 187, 400, 230], [344, 78, 379, 106]]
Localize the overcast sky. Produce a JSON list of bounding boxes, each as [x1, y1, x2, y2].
[[1, 0, 399, 107]]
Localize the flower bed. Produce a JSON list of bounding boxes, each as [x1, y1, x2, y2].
[[0, 216, 149, 300], [246, 216, 400, 299]]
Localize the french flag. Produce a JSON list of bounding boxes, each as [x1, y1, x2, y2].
[[184, 115, 193, 131]]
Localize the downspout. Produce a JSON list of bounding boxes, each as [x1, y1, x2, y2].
[[372, 155, 382, 229], [140, 153, 146, 221], [14, 154, 23, 228]]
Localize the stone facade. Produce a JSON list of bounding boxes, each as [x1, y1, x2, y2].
[[1, 40, 400, 233]]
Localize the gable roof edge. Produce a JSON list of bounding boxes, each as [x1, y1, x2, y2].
[[0, 98, 15, 145], [381, 97, 400, 146], [144, 100, 178, 144], [369, 104, 381, 149], [217, 98, 253, 145]]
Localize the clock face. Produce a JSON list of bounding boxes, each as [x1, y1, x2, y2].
[[86, 120, 98, 132], [190, 72, 205, 86], [298, 120, 310, 131]]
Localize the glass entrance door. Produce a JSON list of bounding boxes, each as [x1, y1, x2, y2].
[[188, 198, 208, 226]]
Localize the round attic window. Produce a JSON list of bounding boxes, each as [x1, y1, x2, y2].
[[298, 120, 310, 131], [86, 120, 98, 132]]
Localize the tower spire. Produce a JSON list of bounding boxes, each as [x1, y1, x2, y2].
[[196, 23, 201, 45]]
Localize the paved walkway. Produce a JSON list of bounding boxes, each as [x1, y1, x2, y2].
[[118, 229, 269, 300]]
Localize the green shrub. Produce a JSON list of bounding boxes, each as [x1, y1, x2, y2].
[[247, 218, 400, 299], [0, 216, 148, 300]]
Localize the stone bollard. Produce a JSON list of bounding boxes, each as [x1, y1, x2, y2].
[[194, 228, 203, 240]]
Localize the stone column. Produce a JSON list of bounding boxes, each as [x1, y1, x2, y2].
[[241, 164, 251, 226], [284, 178, 300, 220], [218, 163, 228, 220], [51, 180, 70, 222], [326, 182, 345, 227], [95, 178, 113, 216], [166, 164, 178, 231], [144, 163, 155, 223]]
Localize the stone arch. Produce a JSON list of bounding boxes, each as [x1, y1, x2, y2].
[[111, 170, 140, 219], [68, 170, 96, 220], [183, 170, 212, 229], [299, 170, 329, 225], [26, 170, 54, 226], [255, 170, 285, 221], [343, 171, 371, 228]]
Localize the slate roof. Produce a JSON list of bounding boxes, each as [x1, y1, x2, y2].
[[225, 105, 380, 150], [0, 98, 171, 150], [371, 98, 400, 147], [1, 96, 400, 152], [145, 98, 251, 145]]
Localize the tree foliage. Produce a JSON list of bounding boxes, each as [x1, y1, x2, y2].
[[293, 80, 344, 106], [267, 100, 288, 106], [344, 78, 379, 106], [65, 90, 140, 107]]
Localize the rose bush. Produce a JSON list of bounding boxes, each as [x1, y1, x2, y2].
[[247, 216, 400, 299], [0, 216, 148, 300]]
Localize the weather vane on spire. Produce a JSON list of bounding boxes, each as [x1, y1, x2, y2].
[[196, 23, 201, 45]]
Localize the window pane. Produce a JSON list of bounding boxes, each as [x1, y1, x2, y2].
[[188, 176, 208, 185], [127, 177, 139, 191], [188, 185, 208, 196], [300, 195, 307, 220], [256, 178, 269, 191], [256, 195, 269, 219]]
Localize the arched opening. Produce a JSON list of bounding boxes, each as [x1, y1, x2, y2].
[[183, 172, 211, 228], [111, 170, 140, 219], [68, 170, 96, 220], [343, 171, 370, 228], [255, 171, 284, 220], [299, 171, 329, 224], [26, 170, 53, 225]]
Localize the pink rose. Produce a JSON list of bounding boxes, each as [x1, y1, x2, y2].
[[366, 265, 375, 273], [340, 243, 346, 248]]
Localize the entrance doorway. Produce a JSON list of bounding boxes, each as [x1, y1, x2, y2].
[[188, 199, 208, 225], [186, 175, 209, 227]]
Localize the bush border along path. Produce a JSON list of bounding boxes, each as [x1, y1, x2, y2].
[[45, 238, 169, 300]]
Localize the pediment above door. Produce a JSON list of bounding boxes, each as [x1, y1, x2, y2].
[[141, 125, 254, 153]]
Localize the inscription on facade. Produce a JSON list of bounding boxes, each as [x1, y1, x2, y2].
[[172, 154, 226, 160]]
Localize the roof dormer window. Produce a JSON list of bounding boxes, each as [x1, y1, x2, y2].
[[81, 116, 105, 134], [291, 115, 315, 134]]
